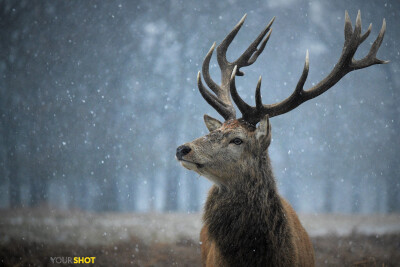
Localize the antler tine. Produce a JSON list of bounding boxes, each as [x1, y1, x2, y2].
[[235, 17, 275, 69], [230, 51, 310, 124], [262, 50, 310, 118], [359, 23, 372, 44], [198, 14, 275, 122], [216, 14, 275, 76], [229, 65, 253, 120], [352, 18, 388, 68], [198, 71, 236, 120], [197, 41, 237, 120], [216, 14, 247, 70], [266, 10, 388, 115], [202, 42, 222, 96], [344, 11, 353, 42], [230, 72, 266, 125], [195, 14, 249, 122], [231, 10, 388, 125], [255, 76, 263, 110]]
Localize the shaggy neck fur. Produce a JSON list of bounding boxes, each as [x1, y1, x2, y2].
[[203, 153, 295, 267]]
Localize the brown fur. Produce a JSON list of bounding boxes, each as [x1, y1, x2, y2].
[[178, 118, 314, 266], [200, 197, 314, 267]]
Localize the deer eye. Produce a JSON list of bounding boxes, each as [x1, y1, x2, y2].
[[230, 138, 243, 145]]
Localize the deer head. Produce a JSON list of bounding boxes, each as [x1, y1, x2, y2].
[[176, 11, 387, 188], [176, 116, 271, 187]]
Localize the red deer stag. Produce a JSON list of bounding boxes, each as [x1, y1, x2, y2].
[[176, 11, 386, 267]]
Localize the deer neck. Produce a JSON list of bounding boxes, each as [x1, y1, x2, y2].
[[203, 153, 294, 266]]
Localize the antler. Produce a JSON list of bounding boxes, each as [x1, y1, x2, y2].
[[230, 10, 388, 125], [197, 14, 275, 121]]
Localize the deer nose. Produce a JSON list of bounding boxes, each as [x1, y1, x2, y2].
[[176, 145, 192, 160]]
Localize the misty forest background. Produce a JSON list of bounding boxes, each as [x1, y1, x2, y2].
[[1, 0, 399, 214]]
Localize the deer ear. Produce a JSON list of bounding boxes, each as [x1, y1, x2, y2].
[[255, 115, 271, 148], [204, 114, 223, 132]]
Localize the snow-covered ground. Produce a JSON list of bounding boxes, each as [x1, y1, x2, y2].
[[1, 209, 399, 246]]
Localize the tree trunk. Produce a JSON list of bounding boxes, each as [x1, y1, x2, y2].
[[8, 165, 21, 208], [97, 157, 119, 211], [5, 120, 21, 208], [323, 176, 334, 213], [164, 164, 179, 211], [188, 178, 199, 212], [29, 169, 49, 207]]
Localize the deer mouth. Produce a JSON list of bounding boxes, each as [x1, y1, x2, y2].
[[178, 159, 204, 169]]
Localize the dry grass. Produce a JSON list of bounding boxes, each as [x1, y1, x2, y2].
[[313, 233, 400, 266], [0, 208, 399, 266], [1, 233, 399, 266]]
